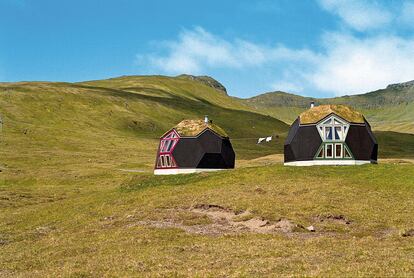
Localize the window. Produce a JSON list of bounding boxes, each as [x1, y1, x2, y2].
[[326, 144, 333, 158], [325, 127, 332, 140], [159, 131, 179, 153], [334, 127, 341, 140], [157, 154, 176, 168], [165, 155, 171, 166], [344, 147, 352, 158], [335, 144, 342, 158], [160, 139, 177, 152], [317, 115, 349, 142], [316, 147, 324, 158], [315, 142, 353, 160], [157, 130, 179, 169]]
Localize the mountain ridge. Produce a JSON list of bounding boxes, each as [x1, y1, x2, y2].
[[244, 79, 414, 108], [241, 80, 414, 133], [1, 75, 413, 134]]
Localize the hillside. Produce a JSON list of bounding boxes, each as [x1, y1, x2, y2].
[[244, 81, 414, 133], [0, 76, 289, 176], [1, 75, 413, 175], [1, 75, 414, 276]]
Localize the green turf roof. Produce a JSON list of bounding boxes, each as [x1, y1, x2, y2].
[[173, 119, 228, 137], [299, 104, 365, 124]]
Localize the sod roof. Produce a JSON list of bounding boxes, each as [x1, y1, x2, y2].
[[299, 104, 365, 124], [172, 119, 228, 137]]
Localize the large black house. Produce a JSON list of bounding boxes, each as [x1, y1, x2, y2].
[[284, 104, 378, 166], [154, 118, 235, 175]]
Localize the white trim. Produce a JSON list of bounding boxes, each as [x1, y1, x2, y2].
[[316, 114, 350, 142], [154, 168, 226, 175], [284, 160, 374, 166]]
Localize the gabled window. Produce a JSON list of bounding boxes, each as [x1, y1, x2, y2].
[[159, 130, 179, 153], [156, 130, 180, 169], [316, 115, 350, 142]]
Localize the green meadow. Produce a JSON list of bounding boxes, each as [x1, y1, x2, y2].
[[1, 76, 414, 276]]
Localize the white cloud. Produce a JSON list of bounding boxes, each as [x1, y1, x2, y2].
[[137, 27, 316, 75], [318, 0, 392, 31], [306, 33, 414, 95], [137, 26, 414, 96]]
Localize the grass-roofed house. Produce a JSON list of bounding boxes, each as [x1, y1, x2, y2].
[[284, 104, 378, 166], [154, 117, 235, 175]]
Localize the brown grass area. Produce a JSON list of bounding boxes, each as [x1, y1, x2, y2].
[[300, 104, 365, 124], [173, 119, 228, 137]]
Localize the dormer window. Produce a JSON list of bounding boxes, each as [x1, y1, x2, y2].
[[314, 115, 353, 160], [156, 130, 180, 169], [317, 116, 349, 142]]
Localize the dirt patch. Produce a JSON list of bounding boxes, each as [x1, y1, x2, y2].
[[35, 226, 56, 235], [376, 228, 399, 238], [316, 214, 351, 225], [131, 204, 305, 236], [401, 229, 414, 237], [191, 204, 284, 234], [254, 187, 267, 194]]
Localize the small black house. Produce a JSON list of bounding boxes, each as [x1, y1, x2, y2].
[[284, 104, 378, 166], [154, 118, 235, 175]]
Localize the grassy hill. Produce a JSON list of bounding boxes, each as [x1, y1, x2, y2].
[[1, 75, 414, 276], [1, 74, 413, 171], [243, 81, 414, 134], [0, 76, 289, 173]]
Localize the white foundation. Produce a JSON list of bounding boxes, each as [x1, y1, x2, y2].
[[284, 160, 375, 166], [154, 168, 226, 175]]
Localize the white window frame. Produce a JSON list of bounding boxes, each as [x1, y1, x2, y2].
[[334, 143, 343, 158], [316, 147, 324, 158], [325, 144, 333, 158], [344, 146, 352, 158], [316, 115, 350, 142]]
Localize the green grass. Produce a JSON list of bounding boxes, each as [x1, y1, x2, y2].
[[1, 161, 414, 276], [1, 75, 414, 276], [0, 77, 288, 163]]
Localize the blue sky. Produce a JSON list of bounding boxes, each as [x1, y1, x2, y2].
[[1, 0, 414, 98]]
